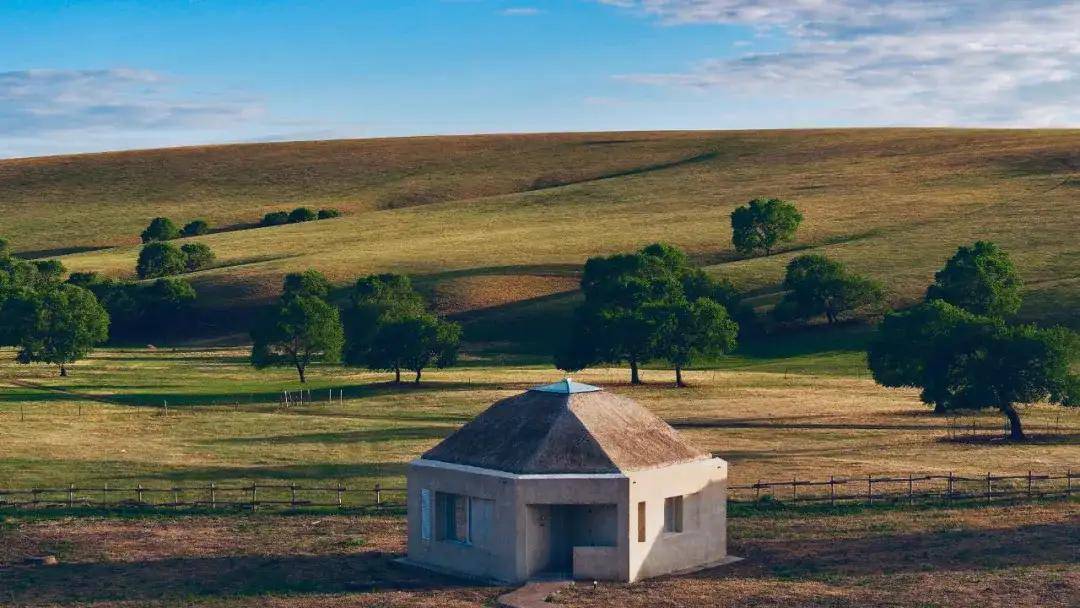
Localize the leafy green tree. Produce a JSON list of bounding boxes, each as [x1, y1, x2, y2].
[[317, 208, 342, 219], [288, 207, 318, 223], [926, 241, 1022, 318], [76, 276, 196, 341], [136, 242, 187, 279], [260, 211, 290, 227], [283, 269, 332, 300], [67, 271, 101, 288], [342, 273, 426, 366], [140, 217, 181, 243], [367, 313, 461, 384], [774, 254, 884, 325], [561, 243, 740, 384], [251, 293, 343, 383], [180, 242, 215, 272], [32, 260, 66, 283], [648, 297, 738, 387], [730, 198, 802, 256], [181, 219, 210, 237], [869, 300, 1077, 438], [11, 284, 109, 376]]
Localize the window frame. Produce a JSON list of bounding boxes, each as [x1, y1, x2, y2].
[[663, 495, 684, 534]]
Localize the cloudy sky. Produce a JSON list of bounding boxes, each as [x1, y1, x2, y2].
[[3, 0, 1079, 158]]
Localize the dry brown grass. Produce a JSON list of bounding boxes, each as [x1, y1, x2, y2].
[[0, 502, 1075, 607]]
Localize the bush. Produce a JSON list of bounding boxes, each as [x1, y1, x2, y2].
[[260, 211, 290, 227], [136, 242, 186, 279], [317, 208, 342, 219], [180, 242, 215, 272], [181, 219, 210, 237], [140, 217, 181, 243], [288, 207, 318, 223]]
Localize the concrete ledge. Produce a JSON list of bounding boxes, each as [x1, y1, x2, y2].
[[657, 554, 744, 579]]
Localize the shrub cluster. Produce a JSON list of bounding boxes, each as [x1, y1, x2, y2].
[[260, 208, 342, 227], [136, 242, 216, 279], [141, 217, 211, 242]]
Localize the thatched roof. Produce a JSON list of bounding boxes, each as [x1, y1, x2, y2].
[[422, 380, 709, 474]]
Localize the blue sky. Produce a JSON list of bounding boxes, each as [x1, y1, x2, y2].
[[3, 1, 1079, 158]]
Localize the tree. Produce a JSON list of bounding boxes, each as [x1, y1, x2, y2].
[[11, 284, 109, 376], [260, 211, 290, 227], [75, 275, 197, 341], [367, 313, 461, 383], [180, 242, 215, 272], [140, 217, 181, 243], [283, 269, 332, 300], [342, 273, 426, 367], [251, 294, 343, 383], [730, 198, 802, 256], [317, 208, 342, 219], [32, 260, 66, 284], [774, 254, 884, 325], [288, 207, 318, 223], [869, 300, 1077, 438], [648, 297, 738, 387], [561, 243, 741, 384], [926, 241, 1022, 318], [136, 242, 187, 279], [181, 219, 210, 237]]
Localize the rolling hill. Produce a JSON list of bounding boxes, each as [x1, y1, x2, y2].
[[2, 128, 1078, 351]]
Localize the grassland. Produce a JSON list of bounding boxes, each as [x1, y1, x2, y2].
[[2, 129, 1078, 351], [1, 347, 1076, 492]]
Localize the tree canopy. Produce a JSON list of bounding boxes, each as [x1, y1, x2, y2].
[[180, 242, 215, 272], [342, 273, 459, 383], [181, 219, 210, 237], [140, 217, 181, 243], [250, 281, 344, 383], [730, 197, 802, 256], [283, 269, 332, 300], [72, 274, 197, 341], [10, 283, 110, 376], [559, 243, 740, 385], [868, 300, 1077, 439], [774, 254, 884, 325], [926, 241, 1022, 318], [136, 242, 187, 279], [288, 207, 318, 223]]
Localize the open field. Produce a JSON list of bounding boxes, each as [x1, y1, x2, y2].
[[2, 129, 1078, 349], [0, 502, 1075, 607], [1, 347, 1076, 491]]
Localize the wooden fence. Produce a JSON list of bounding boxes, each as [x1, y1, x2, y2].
[[0, 482, 406, 510], [2, 469, 1075, 511], [729, 469, 1077, 506]]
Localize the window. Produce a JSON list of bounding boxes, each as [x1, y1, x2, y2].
[[436, 492, 470, 543], [420, 489, 432, 541], [637, 501, 646, 542], [664, 495, 684, 533]]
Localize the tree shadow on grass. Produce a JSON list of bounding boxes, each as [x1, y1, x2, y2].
[[210, 426, 454, 445], [0, 550, 494, 606]]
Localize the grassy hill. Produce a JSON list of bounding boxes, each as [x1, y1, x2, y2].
[[2, 129, 1078, 350]]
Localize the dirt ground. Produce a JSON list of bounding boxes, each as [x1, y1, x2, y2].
[[1, 501, 1076, 607]]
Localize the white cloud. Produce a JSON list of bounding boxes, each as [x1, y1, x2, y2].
[[501, 7, 543, 16], [603, 1, 1080, 126], [0, 69, 263, 153]]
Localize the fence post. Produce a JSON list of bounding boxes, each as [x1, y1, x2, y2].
[[210, 482, 216, 509], [375, 483, 382, 506], [867, 475, 873, 505], [947, 472, 954, 500], [137, 483, 144, 504], [173, 487, 179, 507], [68, 483, 74, 508], [829, 475, 835, 506], [31, 489, 38, 507], [250, 482, 258, 511], [792, 477, 797, 502], [337, 484, 344, 508], [103, 482, 108, 506], [1068, 468, 1073, 497], [985, 472, 992, 503], [755, 480, 761, 502], [290, 483, 297, 507], [907, 474, 913, 505], [1027, 470, 1033, 498]]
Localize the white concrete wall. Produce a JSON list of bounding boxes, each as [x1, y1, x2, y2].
[[626, 458, 728, 581]]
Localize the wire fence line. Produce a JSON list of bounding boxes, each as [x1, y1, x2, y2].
[[1, 468, 1075, 511], [0, 482, 407, 510], [729, 469, 1077, 506]]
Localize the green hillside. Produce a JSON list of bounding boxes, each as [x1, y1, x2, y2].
[[2, 129, 1078, 350]]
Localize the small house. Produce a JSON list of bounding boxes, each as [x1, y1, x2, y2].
[[405, 379, 728, 583]]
